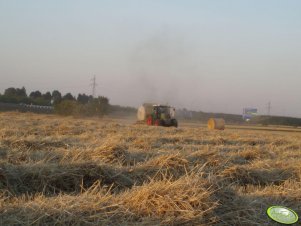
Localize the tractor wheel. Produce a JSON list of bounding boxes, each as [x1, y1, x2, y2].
[[160, 120, 165, 127], [146, 116, 152, 126], [171, 119, 178, 128]]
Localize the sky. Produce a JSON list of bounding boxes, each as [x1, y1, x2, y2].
[[0, 0, 301, 117]]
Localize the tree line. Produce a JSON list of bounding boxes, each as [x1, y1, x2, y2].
[[0, 87, 109, 117]]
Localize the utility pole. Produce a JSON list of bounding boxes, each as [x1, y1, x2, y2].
[[267, 101, 271, 115], [90, 75, 97, 97]]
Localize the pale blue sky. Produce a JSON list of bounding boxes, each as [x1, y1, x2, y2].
[[0, 0, 301, 116]]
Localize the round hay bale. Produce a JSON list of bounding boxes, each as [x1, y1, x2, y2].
[[208, 118, 225, 130], [137, 106, 146, 121], [137, 104, 154, 121]]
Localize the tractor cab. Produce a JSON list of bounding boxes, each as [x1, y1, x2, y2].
[[153, 105, 173, 119]]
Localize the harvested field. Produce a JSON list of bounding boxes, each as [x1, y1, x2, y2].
[[0, 112, 301, 225]]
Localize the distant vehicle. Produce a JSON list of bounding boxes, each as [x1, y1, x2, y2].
[[137, 103, 178, 127], [243, 108, 258, 121]]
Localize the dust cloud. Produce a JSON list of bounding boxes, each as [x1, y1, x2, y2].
[[127, 29, 203, 109]]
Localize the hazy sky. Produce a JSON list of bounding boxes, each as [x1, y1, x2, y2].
[[1, 0, 301, 116]]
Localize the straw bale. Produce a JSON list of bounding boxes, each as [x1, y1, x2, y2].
[[137, 104, 154, 121], [207, 118, 225, 130]]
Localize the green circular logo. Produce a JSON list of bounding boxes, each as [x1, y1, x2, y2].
[[267, 206, 298, 224]]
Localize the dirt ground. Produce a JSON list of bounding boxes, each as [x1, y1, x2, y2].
[[0, 112, 300, 225]]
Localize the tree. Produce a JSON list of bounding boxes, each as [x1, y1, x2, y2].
[[29, 91, 42, 99], [4, 87, 27, 97], [86, 96, 109, 116], [77, 93, 89, 104], [4, 87, 17, 97], [52, 90, 62, 105], [63, 93, 75, 101], [98, 96, 109, 114], [54, 100, 77, 116], [16, 87, 27, 97], [2, 87, 29, 104], [42, 92, 52, 101]]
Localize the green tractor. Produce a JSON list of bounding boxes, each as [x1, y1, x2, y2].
[[137, 104, 178, 127]]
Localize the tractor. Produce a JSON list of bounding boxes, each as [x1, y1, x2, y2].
[[137, 104, 178, 127]]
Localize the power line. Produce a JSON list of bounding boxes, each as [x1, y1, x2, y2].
[[90, 75, 97, 97]]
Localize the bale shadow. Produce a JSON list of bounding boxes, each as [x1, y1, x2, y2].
[[2, 139, 74, 151], [222, 166, 297, 186], [1, 163, 134, 196], [213, 186, 300, 226]]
